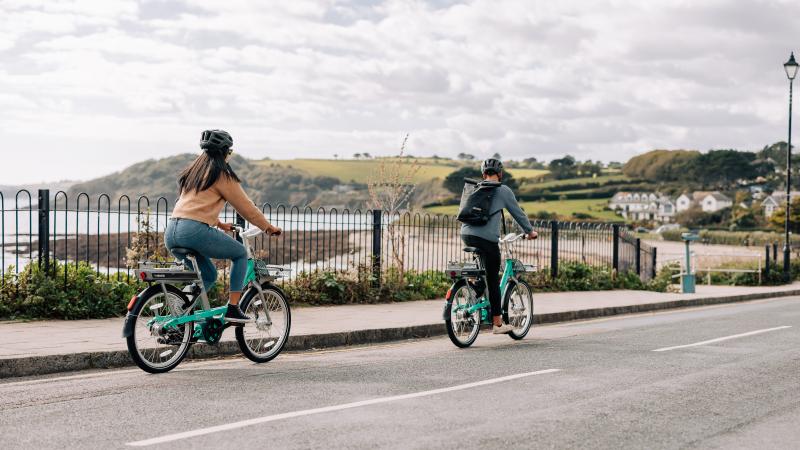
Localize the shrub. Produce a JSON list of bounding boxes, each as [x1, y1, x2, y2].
[[283, 265, 451, 306], [0, 261, 144, 320]]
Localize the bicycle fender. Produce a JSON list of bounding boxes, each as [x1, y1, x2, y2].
[[442, 279, 467, 321], [121, 285, 163, 338]]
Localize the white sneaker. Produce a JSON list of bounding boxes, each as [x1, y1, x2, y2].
[[492, 323, 515, 334]]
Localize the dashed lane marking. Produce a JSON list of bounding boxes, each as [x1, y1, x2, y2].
[[126, 368, 562, 446], [652, 326, 792, 352]]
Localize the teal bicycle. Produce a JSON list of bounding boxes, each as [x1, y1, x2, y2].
[[443, 233, 536, 348], [123, 226, 291, 373]]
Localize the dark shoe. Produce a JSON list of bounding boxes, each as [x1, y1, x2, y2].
[[224, 305, 252, 325]]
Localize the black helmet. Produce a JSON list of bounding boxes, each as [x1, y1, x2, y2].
[[481, 158, 503, 175], [200, 129, 233, 153]]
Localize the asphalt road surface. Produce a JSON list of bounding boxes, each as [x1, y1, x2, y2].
[[2, 297, 799, 449]]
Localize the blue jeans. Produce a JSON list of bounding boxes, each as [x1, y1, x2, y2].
[[164, 218, 248, 292]]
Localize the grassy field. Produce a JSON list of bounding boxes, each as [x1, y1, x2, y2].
[[263, 158, 547, 184], [523, 174, 629, 190], [425, 198, 621, 221]]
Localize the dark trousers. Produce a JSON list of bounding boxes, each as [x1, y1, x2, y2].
[[462, 234, 502, 317]]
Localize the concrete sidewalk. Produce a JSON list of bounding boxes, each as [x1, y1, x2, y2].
[[2, 283, 800, 378]]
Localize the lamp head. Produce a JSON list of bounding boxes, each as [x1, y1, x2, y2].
[[785, 52, 799, 80]]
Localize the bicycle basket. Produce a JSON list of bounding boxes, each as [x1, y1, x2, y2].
[[510, 259, 538, 273], [253, 259, 290, 279]]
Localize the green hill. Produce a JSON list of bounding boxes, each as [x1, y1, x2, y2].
[[66, 154, 347, 208], [262, 158, 548, 184]]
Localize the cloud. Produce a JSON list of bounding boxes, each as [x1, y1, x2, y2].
[[0, 0, 798, 183]]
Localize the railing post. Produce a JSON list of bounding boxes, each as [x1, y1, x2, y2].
[[773, 242, 778, 265], [37, 189, 50, 274], [612, 224, 620, 273], [550, 221, 558, 279], [765, 244, 771, 273], [651, 247, 657, 280], [372, 210, 382, 287], [635, 238, 641, 276]]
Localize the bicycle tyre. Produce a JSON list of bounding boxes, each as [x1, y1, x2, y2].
[[445, 279, 481, 348], [126, 284, 194, 374], [235, 283, 292, 363], [502, 280, 534, 340]]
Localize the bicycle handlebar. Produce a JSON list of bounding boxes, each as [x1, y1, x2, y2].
[[234, 226, 263, 239], [499, 233, 525, 244]]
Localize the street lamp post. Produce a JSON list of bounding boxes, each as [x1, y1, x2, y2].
[[783, 52, 798, 280]]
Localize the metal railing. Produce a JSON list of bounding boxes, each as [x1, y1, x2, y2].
[[1, 189, 657, 288]]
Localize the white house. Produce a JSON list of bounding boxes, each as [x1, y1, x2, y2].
[[609, 192, 676, 222], [762, 191, 800, 218], [700, 192, 733, 212], [676, 191, 732, 213]]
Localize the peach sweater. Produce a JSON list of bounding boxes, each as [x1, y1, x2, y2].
[[171, 176, 270, 231]]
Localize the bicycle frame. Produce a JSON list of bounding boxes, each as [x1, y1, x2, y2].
[[449, 234, 528, 319], [147, 228, 273, 332]]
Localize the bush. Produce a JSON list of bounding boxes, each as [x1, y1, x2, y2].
[[282, 266, 451, 306], [0, 261, 145, 320], [661, 228, 800, 247], [523, 261, 672, 293]]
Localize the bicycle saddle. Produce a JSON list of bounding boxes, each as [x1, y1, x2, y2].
[[463, 247, 480, 254], [170, 247, 199, 258]]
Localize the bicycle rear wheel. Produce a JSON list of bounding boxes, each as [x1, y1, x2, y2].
[[502, 280, 533, 340], [126, 285, 193, 374], [236, 283, 291, 363], [445, 280, 481, 348]]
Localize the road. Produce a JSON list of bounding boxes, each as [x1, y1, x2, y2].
[[2, 297, 799, 449]]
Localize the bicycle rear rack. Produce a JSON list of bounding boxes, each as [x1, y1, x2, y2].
[[136, 261, 200, 283], [445, 262, 485, 279]]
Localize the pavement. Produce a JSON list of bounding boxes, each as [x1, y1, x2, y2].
[[2, 296, 799, 449], [2, 283, 800, 378]]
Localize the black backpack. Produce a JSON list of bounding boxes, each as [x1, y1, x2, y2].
[[456, 179, 502, 225]]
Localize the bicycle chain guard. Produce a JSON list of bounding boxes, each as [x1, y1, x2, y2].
[[201, 317, 224, 345]]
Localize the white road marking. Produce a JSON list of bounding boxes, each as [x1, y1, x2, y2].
[[652, 326, 792, 352], [126, 368, 561, 447]]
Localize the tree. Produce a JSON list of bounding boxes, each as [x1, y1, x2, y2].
[[622, 149, 700, 181], [576, 160, 602, 177], [769, 196, 800, 234], [522, 157, 545, 169], [443, 167, 482, 194], [353, 153, 362, 159], [548, 155, 577, 180], [442, 167, 519, 195], [363, 152, 371, 159], [691, 150, 757, 187], [367, 134, 421, 280], [457, 152, 475, 161], [675, 205, 731, 228], [492, 152, 501, 160]]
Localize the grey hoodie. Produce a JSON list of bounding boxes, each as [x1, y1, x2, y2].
[[461, 184, 533, 243]]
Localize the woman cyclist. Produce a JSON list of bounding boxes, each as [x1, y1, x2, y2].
[[165, 129, 281, 324], [461, 158, 537, 334]]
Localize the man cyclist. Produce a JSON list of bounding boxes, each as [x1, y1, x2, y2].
[[461, 158, 538, 334]]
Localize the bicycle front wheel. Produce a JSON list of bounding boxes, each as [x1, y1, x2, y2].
[[236, 283, 292, 363], [445, 280, 481, 348], [126, 284, 194, 374], [502, 280, 534, 340]]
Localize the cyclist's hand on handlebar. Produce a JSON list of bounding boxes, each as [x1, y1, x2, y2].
[[218, 222, 235, 232], [268, 225, 282, 236], [527, 230, 538, 240]]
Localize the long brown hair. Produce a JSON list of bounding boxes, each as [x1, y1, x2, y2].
[[178, 150, 240, 194]]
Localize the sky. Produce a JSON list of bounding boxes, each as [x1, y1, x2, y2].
[[1, 0, 799, 184]]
